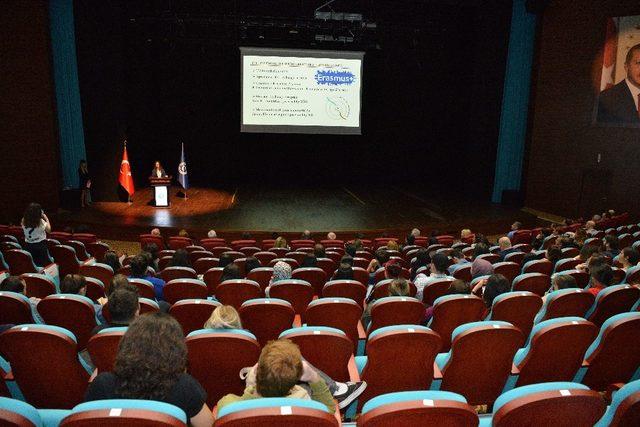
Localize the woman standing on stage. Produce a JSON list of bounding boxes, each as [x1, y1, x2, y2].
[[151, 161, 167, 178], [21, 203, 52, 267], [79, 159, 91, 208]]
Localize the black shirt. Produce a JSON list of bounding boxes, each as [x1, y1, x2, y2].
[[85, 372, 207, 418]]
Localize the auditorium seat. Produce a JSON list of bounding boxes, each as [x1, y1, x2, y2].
[[534, 288, 595, 323], [199, 237, 227, 251], [168, 236, 192, 250], [210, 246, 233, 258], [322, 239, 345, 247], [511, 273, 550, 297], [351, 266, 369, 287], [486, 291, 542, 338], [421, 278, 454, 306], [585, 284, 640, 326], [0, 396, 70, 427], [291, 239, 315, 250], [157, 256, 172, 271], [186, 329, 260, 407], [373, 267, 410, 284], [188, 250, 213, 265], [356, 250, 373, 261], [169, 299, 219, 335], [215, 398, 337, 427], [367, 296, 425, 335], [267, 279, 314, 315], [62, 241, 90, 263], [594, 379, 640, 427], [215, 279, 262, 310], [492, 262, 520, 284], [304, 298, 362, 352], [452, 265, 472, 283], [477, 253, 500, 265], [202, 267, 224, 295], [511, 230, 532, 245], [280, 326, 355, 382], [268, 247, 290, 257], [20, 273, 56, 299], [316, 258, 337, 278], [101, 298, 158, 323], [357, 390, 476, 427], [252, 251, 277, 266], [222, 251, 245, 262], [624, 265, 640, 284], [427, 294, 486, 352], [139, 234, 165, 250], [355, 325, 441, 411], [162, 279, 209, 304], [371, 279, 417, 300], [50, 231, 72, 243], [86, 327, 127, 373], [246, 267, 274, 293], [79, 263, 114, 294], [71, 233, 97, 245], [0, 325, 90, 408], [480, 382, 605, 427], [50, 245, 83, 277], [239, 298, 295, 346], [0, 291, 34, 325], [84, 277, 106, 302], [611, 267, 626, 285], [353, 257, 370, 269], [61, 400, 187, 427], [521, 259, 553, 276], [434, 321, 523, 406], [128, 278, 156, 300], [503, 251, 525, 265], [292, 267, 327, 296], [86, 242, 110, 260], [193, 257, 218, 275], [557, 269, 590, 288], [574, 312, 640, 390], [5, 250, 43, 275], [322, 280, 367, 308], [287, 251, 311, 265], [554, 258, 582, 273], [508, 317, 597, 389], [238, 247, 261, 257], [230, 240, 256, 251], [160, 266, 197, 283], [0, 242, 21, 254], [184, 245, 205, 253], [38, 294, 98, 350]]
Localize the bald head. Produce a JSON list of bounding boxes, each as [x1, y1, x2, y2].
[[327, 232, 337, 240], [207, 229, 217, 238], [411, 228, 421, 237], [498, 237, 512, 250], [150, 228, 161, 236]]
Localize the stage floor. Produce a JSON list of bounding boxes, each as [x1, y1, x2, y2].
[[55, 185, 539, 240]]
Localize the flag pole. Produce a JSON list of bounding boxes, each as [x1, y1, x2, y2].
[[124, 139, 132, 204]]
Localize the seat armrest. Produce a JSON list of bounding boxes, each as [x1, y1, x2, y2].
[[83, 258, 96, 266], [357, 321, 366, 340], [348, 355, 361, 382], [293, 315, 302, 328], [88, 369, 98, 382], [511, 363, 520, 375], [433, 362, 443, 380]]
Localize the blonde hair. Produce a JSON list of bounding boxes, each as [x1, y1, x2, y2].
[[461, 229, 472, 238], [204, 305, 242, 329], [274, 236, 288, 248], [387, 240, 399, 251]]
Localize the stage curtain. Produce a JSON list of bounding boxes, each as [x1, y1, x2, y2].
[[49, 0, 86, 189], [492, 0, 537, 203]]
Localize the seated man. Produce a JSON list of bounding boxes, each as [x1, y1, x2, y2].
[[414, 253, 454, 302], [91, 286, 139, 336], [129, 254, 166, 302], [507, 222, 522, 241], [447, 249, 470, 275], [0, 275, 44, 323], [217, 339, 336, 413], [498, 236, 517, 261]]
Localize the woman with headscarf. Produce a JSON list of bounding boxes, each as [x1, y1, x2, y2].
[[470, 257, 494, 280], [270, 261, 292, 285]]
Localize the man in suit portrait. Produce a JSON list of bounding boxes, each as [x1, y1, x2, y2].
[[597, 43, 640, 124]]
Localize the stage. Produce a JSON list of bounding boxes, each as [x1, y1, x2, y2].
[[54, 184, 541, 241]]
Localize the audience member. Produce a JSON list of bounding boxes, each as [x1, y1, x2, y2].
[[300, 230, 312, 240], [498, 237, 517, 261], [410, 248, 430, 280], [475, 274, 511, 315], [411, 228, 421, 237], [218, 253, 233, 268], [470, 257, 494, 279], [150, 228, 161, 237], [587, 264, 614, 296], [340, 255, 354, 267], [143, 243, 160, 271], [221, 264, 242, 282], [60, 274, 106, 323], [103, 250, 122, 273], [333, 263, 354, 280], [314, 244, 326, 259], [244, 257, 261, 274], [543, 274, 578, 303], [269, 261, 292, 285], [618, 247, 640, 271], [472, 242, 490, 259], [21, 202, 52, 267], [129, 254, 166, 301], [274, 236, 289, 249], [447, 249, 470, 275], [545, 246, 563, 270], [386, 240, 399, 251], [345, 243, 356, 258], [507, 222, 522, 240], [85, 313, 213, 427], [178, 229, 190, 239], [91, 286, 139, 335], [300, 253, 317, 268], [169, 249, 192, 268], [204, 305, 243, 329], [367, 248, 390, 275], [207, 229, 217, 238], [327, 232, 337, 241], [602, 235, 620, 259], [413, 253, 453, 302], [0, 276, 44, 323]]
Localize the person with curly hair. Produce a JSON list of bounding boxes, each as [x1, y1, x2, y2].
[[85, 313, 213, 426]]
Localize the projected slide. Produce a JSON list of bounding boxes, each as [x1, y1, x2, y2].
[[240, 47, 364, 134]]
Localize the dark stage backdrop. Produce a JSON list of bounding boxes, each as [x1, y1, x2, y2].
[[525, 0, 640, 218], [75, 0, 512, 202]]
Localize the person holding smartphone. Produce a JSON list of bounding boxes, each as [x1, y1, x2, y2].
[[21, 203, 52, 267]]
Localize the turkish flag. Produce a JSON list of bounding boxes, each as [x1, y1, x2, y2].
[[119, 143, 135, 195]]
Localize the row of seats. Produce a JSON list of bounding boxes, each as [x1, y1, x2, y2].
[[2, 312, 639, 411], [2, 379, 638, 426]]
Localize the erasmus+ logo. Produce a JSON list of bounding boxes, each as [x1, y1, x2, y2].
[[315, 69, 356, 86]]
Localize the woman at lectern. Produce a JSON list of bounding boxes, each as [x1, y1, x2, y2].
[[151, 161, 167, 178]]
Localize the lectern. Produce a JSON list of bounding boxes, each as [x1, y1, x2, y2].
[[149, 177, 172, 207]]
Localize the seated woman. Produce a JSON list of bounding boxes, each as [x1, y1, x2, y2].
[[300, 254, 317, 268], [244, 257, 261, 275], [103, 250, 123, 273], [542, 274, 577, 303], [169, 248, 192, 268], [362, 278, 411, 327], [471, 274, 511, 318], [269, 261, 292, 285], [273, 236, 289, 249], [333, 263, 354, 280], [207, 305, 366, 410], [617, 247, 639, 272], [85, 313, 214, 427], [220, 264, 242, 282]]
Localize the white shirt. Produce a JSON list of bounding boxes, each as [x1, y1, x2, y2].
[[23, 220, 47, 243], [625, 78, 640, 111]]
